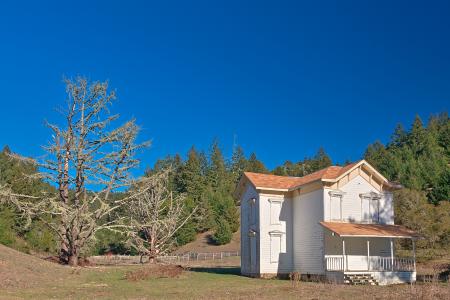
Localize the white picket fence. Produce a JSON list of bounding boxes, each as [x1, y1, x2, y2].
[[89, 251, 240, 265]]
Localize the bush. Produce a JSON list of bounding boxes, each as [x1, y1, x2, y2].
[[175, 220, 197, 246], [24, 220, 57, 253], [89, 230, 137, 256], [212, 219, 232, 245]]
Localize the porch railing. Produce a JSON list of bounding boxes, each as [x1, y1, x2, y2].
[[325, 255, 344, 271], [372, 257, 415, 272], [324, 256, 415, 272]]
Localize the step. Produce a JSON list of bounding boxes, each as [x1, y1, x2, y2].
[[344, 274, 379, 286]]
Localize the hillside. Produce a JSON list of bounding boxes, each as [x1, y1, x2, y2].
[[0, 244, 69, 289], [174, 230, 240, 254]]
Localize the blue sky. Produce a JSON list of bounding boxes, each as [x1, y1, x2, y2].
[[0, 0, 448, 172]]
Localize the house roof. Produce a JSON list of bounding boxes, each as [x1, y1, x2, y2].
[[320, 222, 420, 238], [234, 160, 397, 199], [243, 162, 359, 191]]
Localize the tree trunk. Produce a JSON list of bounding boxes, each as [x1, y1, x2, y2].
[[68, 254, 78, 267], [148, 232, 157, 263]]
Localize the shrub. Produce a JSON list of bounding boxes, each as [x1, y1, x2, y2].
[[212, 219, 232, 245], [24, 220, 57, 253]]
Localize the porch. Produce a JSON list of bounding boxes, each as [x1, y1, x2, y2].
[[324, 255, 416, 272], [320, 222, 419, 285]]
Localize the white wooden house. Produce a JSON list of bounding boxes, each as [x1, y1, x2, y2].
[[235, 160, 419, 285]]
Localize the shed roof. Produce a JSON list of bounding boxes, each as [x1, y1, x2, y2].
[[320, 222, 420, 238]]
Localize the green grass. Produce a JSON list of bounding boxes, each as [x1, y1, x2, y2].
[[2, 265, 449, 300], [1, 246, 449, 300]]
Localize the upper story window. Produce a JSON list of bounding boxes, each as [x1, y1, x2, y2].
[[269, 199, 282, 225], [328, 190, 345, 221], [360, 192, 382, 223], [248, 197, 256, 226]]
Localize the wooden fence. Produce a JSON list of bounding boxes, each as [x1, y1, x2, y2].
[[89, 251, 240, 265]]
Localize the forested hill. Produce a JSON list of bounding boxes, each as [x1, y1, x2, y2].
[[1, 113, 449, 257], [365, 113, 449, 204]]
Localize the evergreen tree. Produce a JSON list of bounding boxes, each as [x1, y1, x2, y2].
[[212, 218, 232, 245], [207, 140, 227, 190], [246, 153, 268, 173], [364, 113, 449, 204], [311, 147, 332, 171], [230, 145, 247, 183]]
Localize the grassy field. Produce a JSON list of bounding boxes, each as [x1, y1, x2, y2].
[[1, 245, 449, 300]]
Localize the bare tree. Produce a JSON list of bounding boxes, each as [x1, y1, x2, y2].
[[0, 77, 149, 266], [127, 170, 196, 262]]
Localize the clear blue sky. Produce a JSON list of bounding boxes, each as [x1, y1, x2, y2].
[[0, 0, 449, 172]]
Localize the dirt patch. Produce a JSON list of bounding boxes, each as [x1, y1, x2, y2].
[[125, 264, 184, 281]]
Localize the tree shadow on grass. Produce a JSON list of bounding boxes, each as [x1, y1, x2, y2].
[[188, 267, 241, 276]]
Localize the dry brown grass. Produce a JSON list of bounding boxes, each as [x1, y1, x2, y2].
[[125, 264, 184, 281], [0, 244, 70, 289], [0, 244, 449, 299]]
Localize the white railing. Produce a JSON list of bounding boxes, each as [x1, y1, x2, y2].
[[325, 255, 415, 272], [325, 255, 344, 271], [372, 257, 415, 272]]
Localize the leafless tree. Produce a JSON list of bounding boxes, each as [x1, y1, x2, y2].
[[0, 77, 149, 266], [127, 170, 196, 262]]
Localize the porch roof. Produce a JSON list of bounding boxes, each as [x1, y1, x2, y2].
[[320, 222, 420, 239]]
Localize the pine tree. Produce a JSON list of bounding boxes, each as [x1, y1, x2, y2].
[[246, 153, 268, 173], [365, 113, 449, 204], [207, 140, 227, 190], [311, 147, 332, 171], [230, 145, 247, 183]]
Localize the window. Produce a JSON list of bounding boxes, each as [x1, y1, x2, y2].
[[360, 192, 381, 223], [269, 233, 282, 263], [248, 198, 256, 226], [269, 199, 282, 225], [328, 191, 345, 221]]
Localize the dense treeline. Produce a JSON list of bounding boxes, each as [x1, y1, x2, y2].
[[365, 114, 449, 204], [0, 147, 56, 253], [0, 113, 449, 257], [145, 142, 335, 247], [364, 113, 450, 253]]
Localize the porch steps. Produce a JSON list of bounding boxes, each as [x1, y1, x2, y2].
[[344, 274, 379, 285]]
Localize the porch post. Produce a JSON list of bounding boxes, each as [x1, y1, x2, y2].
[[342, 238, 346, 271], [367, 239, 370, 271], [390, 238, 394, 271], [412, 239, 416, 271]]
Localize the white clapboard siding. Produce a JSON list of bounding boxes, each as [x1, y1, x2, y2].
[[292, 188, 325, 274], [258, 193, 293, 274], [324, 175, 394, 224]]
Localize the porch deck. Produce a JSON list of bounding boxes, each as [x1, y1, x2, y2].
[[321, 222, 418, 285]]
